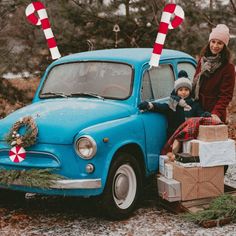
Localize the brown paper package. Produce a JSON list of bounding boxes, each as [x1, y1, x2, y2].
[[173, 164, 224, 201], [197, 125, 228, 142], [190, 140, 199, 156]]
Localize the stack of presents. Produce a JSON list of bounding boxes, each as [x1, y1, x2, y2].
[[158, 124, 236, 202]]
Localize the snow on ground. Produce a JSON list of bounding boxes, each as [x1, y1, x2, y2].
[[0, 164, 235, 236], [225, 163, 236, 187], [2, 72, 31, 79], [0, 204, 235, 236]]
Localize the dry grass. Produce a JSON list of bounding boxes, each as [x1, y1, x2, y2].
[[8, 78, 39, 98], [0, 77, 40, 118]]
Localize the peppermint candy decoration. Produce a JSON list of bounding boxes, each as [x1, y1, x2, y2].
[[9, 146, 26, 163], [149, 4, 184, 67], [25, 1, 61, 60]]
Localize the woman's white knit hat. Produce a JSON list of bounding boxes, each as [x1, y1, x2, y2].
[[174, 70, 192, 92]]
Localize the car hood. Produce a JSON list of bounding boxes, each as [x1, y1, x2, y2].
[[0, 99, 133, 144]]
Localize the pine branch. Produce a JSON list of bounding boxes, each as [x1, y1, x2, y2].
[[71, 0, 114, 24], [183, 194, 236, 224], [0, 169, 65, 189]]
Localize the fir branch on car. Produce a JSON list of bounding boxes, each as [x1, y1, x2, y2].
[[0, 168, 65, 189]]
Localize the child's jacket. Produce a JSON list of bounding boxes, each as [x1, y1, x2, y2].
[[152, 95, 207, 138]]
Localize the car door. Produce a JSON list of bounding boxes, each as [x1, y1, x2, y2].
[[139, 63, 175, 172]]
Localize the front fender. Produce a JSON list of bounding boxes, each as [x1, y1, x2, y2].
[[75, 115, 146, 189]]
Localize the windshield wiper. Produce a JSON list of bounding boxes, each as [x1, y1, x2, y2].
[[40, 92, 69, 98], [70, 92, 104, 100]]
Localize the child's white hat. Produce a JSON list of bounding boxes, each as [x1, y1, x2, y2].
[[174, 70, 192, 92]]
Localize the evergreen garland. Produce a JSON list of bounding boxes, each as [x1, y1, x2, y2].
[[183, 194, 236, 225], [0, 168, 65, 189]]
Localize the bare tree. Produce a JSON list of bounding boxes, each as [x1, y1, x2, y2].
[[230, 0, 236, 13]]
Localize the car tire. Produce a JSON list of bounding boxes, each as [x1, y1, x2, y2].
[[100, 152, 143, 220]]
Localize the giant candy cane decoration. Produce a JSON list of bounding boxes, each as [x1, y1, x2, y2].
[[149, 4, 184, 68], [25, 1, 61, 60]]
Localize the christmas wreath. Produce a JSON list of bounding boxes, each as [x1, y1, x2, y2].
[[5, 116, 38, 148]]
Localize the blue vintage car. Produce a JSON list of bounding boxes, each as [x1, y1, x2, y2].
[[0, 48, 196, 219]]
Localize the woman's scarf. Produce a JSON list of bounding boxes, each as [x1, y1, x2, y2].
[[193, 54, 222, 100]]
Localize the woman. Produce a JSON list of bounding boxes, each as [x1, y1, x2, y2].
[[193, 24, 235, 123]]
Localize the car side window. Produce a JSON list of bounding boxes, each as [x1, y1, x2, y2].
[[141, 64, 175, 101], [177, 63, 196, 81], [141, 70, 154, 101]]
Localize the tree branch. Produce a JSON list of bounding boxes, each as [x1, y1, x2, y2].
[[201, 13, 215, 27], [230, 0, 236, 13]]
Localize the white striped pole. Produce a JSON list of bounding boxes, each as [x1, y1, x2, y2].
[[25, 1, 61, 60], [149, 4, 184, 68]]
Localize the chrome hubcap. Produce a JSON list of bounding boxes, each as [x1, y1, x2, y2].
[[112, 164, 137, 209], [114, 173, 129, 200]]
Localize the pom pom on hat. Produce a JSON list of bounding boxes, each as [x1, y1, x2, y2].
[[209, 24, 230, 46], [174, 70, 192, 92], [178, 70, 188, 78]]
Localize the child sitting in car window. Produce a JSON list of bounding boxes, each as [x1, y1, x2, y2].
[[138, 70, 211, 140]]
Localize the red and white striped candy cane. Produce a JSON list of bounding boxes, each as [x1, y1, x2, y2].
[[25, 1, 61, 60], [149, 4, 184, 68]]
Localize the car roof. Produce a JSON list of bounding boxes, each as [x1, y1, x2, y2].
[[55, 48, 194, 66]]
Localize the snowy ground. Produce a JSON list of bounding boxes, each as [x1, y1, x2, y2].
[[1, 207, 236, 236], [225, 164, 236, 188], [0, 164, 235, 236]]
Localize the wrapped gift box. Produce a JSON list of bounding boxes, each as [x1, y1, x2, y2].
[[198, 139, 236, 167], [197, 125, 228, 142], [173, 164, 224, 201], [191, 140, 200, 156], [157, 176, 181, 202], [175, 161, 201, 168], [164, 163, 173, 179], [183, 140, 191, 153], [159, 155, 169, 175], [183, 140, 200, 156], [175, 153, 199, 163]]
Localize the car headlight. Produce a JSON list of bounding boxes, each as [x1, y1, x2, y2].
[[74, 135, 97, 159]]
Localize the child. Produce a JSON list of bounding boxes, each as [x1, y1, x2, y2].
[[139, 70, 211, 140]]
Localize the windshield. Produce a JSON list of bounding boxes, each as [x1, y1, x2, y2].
[[40, 62, 133, 99]]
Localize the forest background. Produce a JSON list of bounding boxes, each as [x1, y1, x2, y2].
[[0, 0, 236, 133]]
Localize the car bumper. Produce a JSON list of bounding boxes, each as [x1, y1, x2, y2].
[[51, 178, 102, 189], [0, 145, 104, 195], [11, 178, 102, 190]]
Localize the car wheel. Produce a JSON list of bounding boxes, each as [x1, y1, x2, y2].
[[100, 152, 143, 220]]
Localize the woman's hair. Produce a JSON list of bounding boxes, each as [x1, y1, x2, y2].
[[200, 43, 231, 64]]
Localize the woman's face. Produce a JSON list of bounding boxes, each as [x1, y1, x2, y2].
[[209, 39, 224, 55]]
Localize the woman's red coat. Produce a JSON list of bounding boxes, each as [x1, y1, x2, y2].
[[194, 61, 235, 122]]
